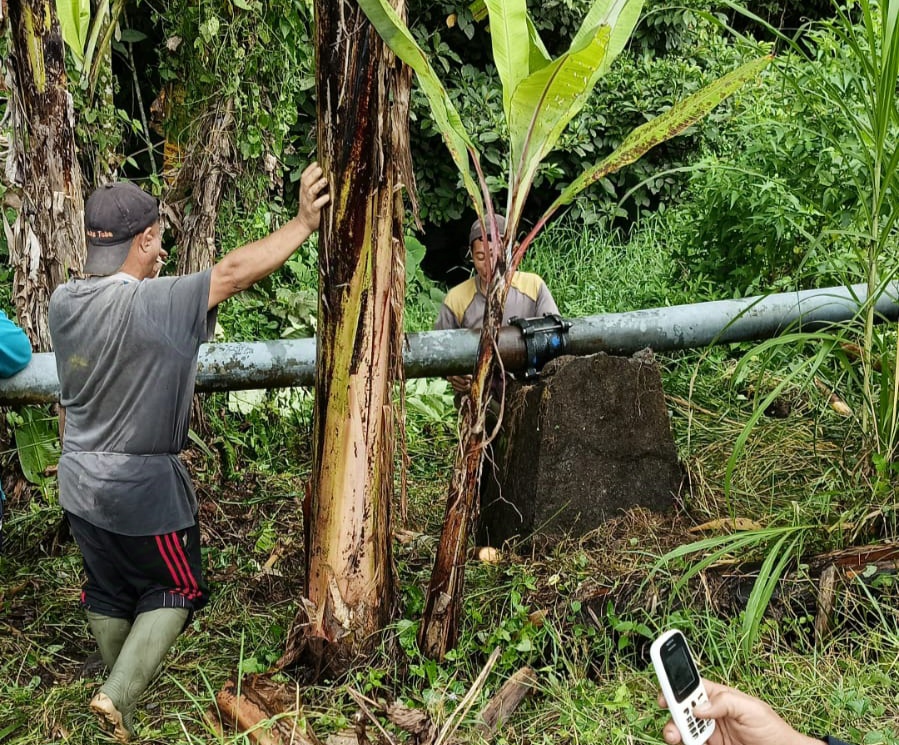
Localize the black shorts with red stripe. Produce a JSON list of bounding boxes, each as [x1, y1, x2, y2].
[[66, 511, 210, 619]]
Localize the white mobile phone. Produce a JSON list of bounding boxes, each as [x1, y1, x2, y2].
[[651, 629, 715, 745]]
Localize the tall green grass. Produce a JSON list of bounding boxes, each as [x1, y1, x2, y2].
[[520, 212, 705, 317], [644, 1, 899, 665], [722, 0, 899, 476]]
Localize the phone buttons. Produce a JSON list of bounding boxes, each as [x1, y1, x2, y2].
[[684, 711, 712, 742]]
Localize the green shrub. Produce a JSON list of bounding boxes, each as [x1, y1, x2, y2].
[[669, 23, 878, 295]]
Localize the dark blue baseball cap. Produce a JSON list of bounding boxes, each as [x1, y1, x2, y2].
[[84, 182, 159, 275]]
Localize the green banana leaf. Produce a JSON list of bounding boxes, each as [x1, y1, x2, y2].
[[508, 24, 611, 218], [472, 1, 552, 103], [55, 0, 91, 65], [542, 55, 772, 219], [525, 16, 552, 73], [484, 0, 529, 122], [357, 0, 484, 217], [507, 0, 643, 218], [571, 0, 644, 75]]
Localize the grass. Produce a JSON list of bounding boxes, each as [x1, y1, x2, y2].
[[4, 352, 898, 745], [519, 212, 705, 318], [3, 217, 899, 744]]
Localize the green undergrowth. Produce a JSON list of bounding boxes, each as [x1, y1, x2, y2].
[[3, 491, 899, 744], [2, 217, 898, 743], [3, 345, 898, 743]]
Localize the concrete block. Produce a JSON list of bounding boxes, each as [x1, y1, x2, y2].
[[477, 349, 683, 546]]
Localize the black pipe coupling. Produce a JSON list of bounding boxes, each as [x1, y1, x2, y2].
[[509, 313, 572, 379]]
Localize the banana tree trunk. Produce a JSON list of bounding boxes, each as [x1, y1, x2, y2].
[[170, 98, 234, 276], [279, 0, 409, 674], [167, 98, 235, 435], [418, 241, 510, 659], [6, 0, 86, 351], [84, 0, 123, 184]]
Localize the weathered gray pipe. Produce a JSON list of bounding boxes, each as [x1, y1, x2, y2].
[[1, 282, 895, 405]]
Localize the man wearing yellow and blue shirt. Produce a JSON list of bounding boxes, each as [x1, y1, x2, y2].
[[434, 214, 559, 396]]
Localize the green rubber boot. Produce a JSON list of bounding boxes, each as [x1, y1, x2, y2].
[[90, 607, 188, 743], [87, 612, 132, 669]]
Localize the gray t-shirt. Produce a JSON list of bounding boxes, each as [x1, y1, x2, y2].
[[49, 270, 216, 536]]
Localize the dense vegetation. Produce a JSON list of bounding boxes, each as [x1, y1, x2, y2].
[[2, 1, 899, 743]]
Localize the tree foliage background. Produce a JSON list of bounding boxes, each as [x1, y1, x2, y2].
[[2, 0, 842, 298]]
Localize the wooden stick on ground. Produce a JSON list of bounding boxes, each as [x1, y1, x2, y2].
[[477, 666, 537, 736], [815, 564, 837, 644], [212, 680, 283, 745], [210, 678, 319, 745]]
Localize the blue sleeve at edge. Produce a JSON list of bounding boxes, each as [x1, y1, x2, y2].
[[0, 310, 32, 378]]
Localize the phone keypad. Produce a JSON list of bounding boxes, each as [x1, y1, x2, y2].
[[681, 689, 711, 743]]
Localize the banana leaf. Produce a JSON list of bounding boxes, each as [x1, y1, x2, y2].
[[570, 0, 643, 75], [357, 0, 485, 217], [526, 16, 552, 73], [507, 0, 641, 219], [484, 0, 529, 122], [508, 24, 611, 218], [55, 0, 91, 64], [542, 55, 772, 220]]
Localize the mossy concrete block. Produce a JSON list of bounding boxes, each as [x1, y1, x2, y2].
[[477, 350, 683, 546]]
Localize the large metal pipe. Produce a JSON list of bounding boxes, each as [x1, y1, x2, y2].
[[1, 282, 895, 405]]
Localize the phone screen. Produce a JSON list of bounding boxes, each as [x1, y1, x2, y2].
[[662, 636, 701, 703]]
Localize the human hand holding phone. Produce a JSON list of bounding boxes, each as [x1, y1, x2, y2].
[[652, 629, 716, 745], [657, 675, 825, 745]]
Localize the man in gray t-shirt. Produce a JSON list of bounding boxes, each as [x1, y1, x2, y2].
[[49, 164, 328, 743], [52, 269, 214, 538]]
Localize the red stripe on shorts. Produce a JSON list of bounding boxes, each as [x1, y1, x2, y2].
[[164, 532, 200, 600], [155, 534, 191, 598]]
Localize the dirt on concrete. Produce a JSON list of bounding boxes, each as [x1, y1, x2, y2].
[[478, 349, 684, 547]]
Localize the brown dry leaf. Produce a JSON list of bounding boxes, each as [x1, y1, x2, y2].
[[688, 517, 762, 533], [840, 342, 881, 371], [394, 529, 423, 545], [385, 701, 435, 741], [50, 723, 71, 740]]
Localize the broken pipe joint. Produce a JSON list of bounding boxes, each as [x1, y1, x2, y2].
[[509, 314, 572, 380]]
